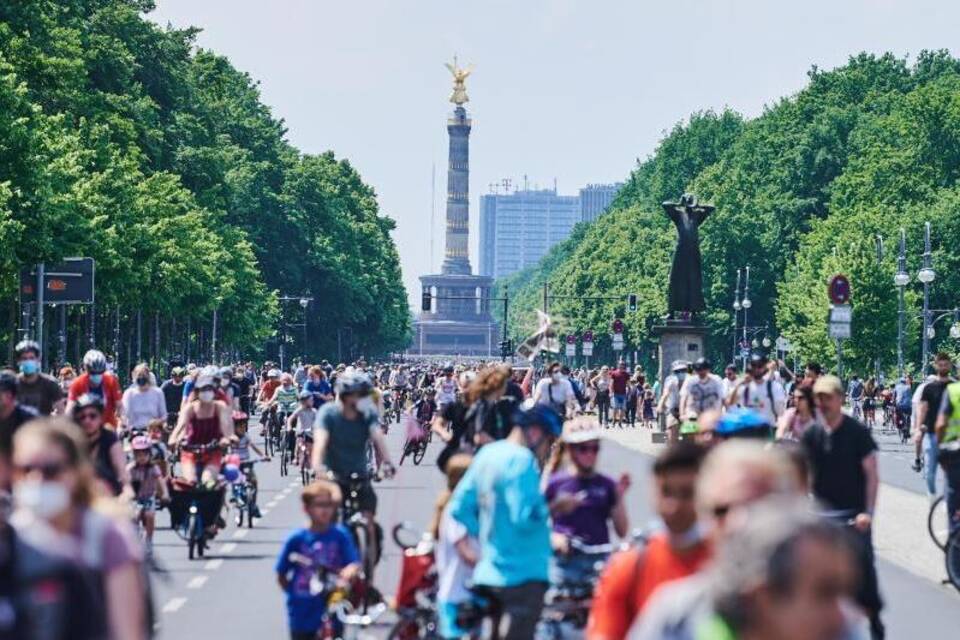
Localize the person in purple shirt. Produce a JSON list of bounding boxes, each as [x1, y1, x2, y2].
[[545, 417, 630, 584]]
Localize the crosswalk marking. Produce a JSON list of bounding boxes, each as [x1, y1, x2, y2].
[[162, 597, 187, 613], [203, 559, 223, 571], [187, 576, 208, 589]]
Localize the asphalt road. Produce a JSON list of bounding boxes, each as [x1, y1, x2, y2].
[[150, 423, 959, 639]]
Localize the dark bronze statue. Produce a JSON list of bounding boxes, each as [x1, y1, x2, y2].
[[663, 194, 714, 316]]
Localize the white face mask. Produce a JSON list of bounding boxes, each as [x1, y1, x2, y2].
[[14, 480, 70, 520], [198, 390, 215, 403], [551, 372, 562, 383], [356, 397, 375, 413]]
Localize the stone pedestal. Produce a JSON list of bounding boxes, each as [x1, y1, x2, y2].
[[651, 319, 708, 388]]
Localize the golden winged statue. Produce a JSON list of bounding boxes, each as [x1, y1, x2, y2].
[[445, 56, 474, 106]]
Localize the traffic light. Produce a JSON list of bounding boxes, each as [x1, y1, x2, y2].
[[499, 339, 513, 357], [628, 293, 637, 312], [421, 290, 432, 312]]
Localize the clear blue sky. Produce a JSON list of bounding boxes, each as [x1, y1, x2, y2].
[[149, 0, 958, 305]]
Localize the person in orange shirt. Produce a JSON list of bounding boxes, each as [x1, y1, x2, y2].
[[586, 442, 710, 640]]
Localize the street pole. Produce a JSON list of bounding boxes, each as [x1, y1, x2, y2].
[[836, 338, 843, 382], [501, 285, 509, 362], [542, 282, 549, 314], [920, 222, 935, 376], [36, 263, 45, 371], [211, 308, 217, 363], [58, 304, 67, 367], [895, 228, 908, 379], [732, 268, 742, 364], [741, 266, 751, 371]]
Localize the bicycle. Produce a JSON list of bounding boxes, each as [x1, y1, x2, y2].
[[328, 471, 385, 613], [279, 424, 296, 477], [536, 538, 614, 640], [387, 522, 438, 640], [399, 421, 430, 467], [945, 527, 960, 593], [298, 435, 314, 486], [169, 442, 227, 560], [230, 459, 267, 528]]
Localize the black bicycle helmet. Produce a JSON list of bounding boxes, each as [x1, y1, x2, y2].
[[82, 349, 108, 374], [335, 371, 373, 396], [14, 339, 40, 358], [693, 357, 712, 371]]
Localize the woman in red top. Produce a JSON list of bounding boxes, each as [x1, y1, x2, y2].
[[170, 374, 232, 486]]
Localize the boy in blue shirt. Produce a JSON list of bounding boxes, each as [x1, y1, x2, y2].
[[275, 480, 360, 640]]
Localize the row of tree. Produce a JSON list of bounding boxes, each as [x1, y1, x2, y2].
[[0, 0, 410, 370], [500, 51, 960, 377]]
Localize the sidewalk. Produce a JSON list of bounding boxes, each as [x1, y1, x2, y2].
[[601, 428, 949, 586]]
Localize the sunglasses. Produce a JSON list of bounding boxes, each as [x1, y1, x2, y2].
[[711, 503, 732, 519], [571, 443, 600, 454], [75, 411, 100, 422], [15, 461, 67, 480]]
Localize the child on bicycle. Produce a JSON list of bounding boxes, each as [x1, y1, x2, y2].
[[230, 411, 269, 517], [128, 435, 170, 556], [275, 480, 361, 640], [414, 388, 437, 426], [288, 391, 317, 467]]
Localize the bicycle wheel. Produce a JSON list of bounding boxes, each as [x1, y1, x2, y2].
[[399, 440, 412, 466], [945, 529, 960, 593], [235, 503, 244, 528], [413, 440, 427, 465], [187, 514, 199, 560], [928, 494, 949, 551]]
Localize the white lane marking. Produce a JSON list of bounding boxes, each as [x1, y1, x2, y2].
[[187, 576, 208, 589], [219, 542, 237, 554], [162, 597, 187, 613], [232, 529, 249, 539], [289, 481, 300, 487], [260, 509, 270, 516], [281, 488, 292, 496], [203, 559, 223, 571]]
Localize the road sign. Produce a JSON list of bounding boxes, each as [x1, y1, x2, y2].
[[829, 322, 851, 339], [775, 336, 788, 351], [565, 343, 576, 357], [740, 347, 750, 359], [583, 330, 594, 343], [828, 274, 851, 305], [612, 333, 624, 351], [20, 258, 95, 304], [566, 334, 576, 344], [612, 319, 624, 334], [829, 305, 853, 323]]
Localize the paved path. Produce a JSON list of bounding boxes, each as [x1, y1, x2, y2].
[[150, 423, 960, 638]]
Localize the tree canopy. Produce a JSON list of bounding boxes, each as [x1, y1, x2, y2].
[[503, 51, 960, 376], [0, 0, 409, 369]]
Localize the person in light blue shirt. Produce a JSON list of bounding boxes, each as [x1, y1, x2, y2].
[[448, 403, 562, 640]]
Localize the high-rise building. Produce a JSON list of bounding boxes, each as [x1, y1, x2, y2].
[[479, 189, 581, 279], [478, 182, 623, 279], [579, 182, 623, 223]]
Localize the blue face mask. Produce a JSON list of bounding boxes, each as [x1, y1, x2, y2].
[[89, 373, 103, 386], [19, 360, 39, 376]]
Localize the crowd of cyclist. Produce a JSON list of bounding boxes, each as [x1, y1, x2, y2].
[[2, 336, 960, 639]]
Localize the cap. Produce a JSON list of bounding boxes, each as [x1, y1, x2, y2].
[[671, 360, 690, 373], [812, 374, 844, 396], [131, 436, 151, 451], [195, 375, 215, 389], [298, 390, 313, 400]]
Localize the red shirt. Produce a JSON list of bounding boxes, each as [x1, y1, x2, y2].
[[610, 369, 630, 395], [587, 533, 711, 640], [68, 372, 123, 428]]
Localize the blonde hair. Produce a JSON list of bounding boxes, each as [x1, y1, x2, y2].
[[696, 440, 798, 513], [13, 417, 97, 507], [466, 366, 510, 404], [131, 363, 151, 384], [301, 479, 342, 506]]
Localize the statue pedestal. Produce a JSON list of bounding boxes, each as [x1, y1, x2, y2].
[[651, 319, 708, 389]]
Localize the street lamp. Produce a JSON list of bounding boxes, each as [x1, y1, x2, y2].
[[741, 266, 751, 370], [761, 336, 772, 349], [894, 228, 909, 379], [732, 268, 742, 363], [919, 222, 935, 374]]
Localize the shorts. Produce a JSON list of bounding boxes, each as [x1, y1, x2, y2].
[[181, 447, 222, 470], [335, 478, 378, 514], [612, 394, 627, 409]]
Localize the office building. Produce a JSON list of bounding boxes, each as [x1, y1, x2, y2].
[[580, 182, 623, 222]]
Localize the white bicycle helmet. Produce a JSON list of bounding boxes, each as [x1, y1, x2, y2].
[[561, 416, 603, 444], [82, 349, 108, 373]]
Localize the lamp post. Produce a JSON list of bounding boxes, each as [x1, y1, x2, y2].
[[894, 229, 910, 379], [732, 268, 742, 364], [918, 222, 935, 375], [741, 266, 752, 370]]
